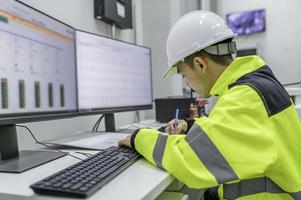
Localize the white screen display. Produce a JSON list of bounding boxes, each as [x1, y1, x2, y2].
[[76, 30, 152, 111], [0, 0, 77, 114]]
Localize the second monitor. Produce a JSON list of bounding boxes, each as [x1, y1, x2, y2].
[[75, 30, 153, 131]]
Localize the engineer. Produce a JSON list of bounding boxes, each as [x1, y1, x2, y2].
[[119, 10, 301, 200]]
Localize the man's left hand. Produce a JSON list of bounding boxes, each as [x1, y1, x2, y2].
[[119, 135, 132, 148]]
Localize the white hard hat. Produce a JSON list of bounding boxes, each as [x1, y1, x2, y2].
[[163, 10, 237, 78]]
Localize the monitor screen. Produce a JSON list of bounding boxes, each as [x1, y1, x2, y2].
[[226, 9, 266, 36], [76, 30, 153, 113], [0, 0, 77, 173], [0, 0, 77, 123]]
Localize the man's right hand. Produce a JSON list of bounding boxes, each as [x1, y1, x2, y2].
[[165, 119, 187, 135]]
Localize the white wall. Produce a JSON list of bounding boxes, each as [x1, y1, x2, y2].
[[138, 0, 200, 118], [139, 0, 175, 100], [215, 0, 301, 85], [16, 0, 140, 150]]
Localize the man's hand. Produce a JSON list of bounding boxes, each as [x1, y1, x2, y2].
[[119, 135, 132, 148], [165, 119, 187, 135]]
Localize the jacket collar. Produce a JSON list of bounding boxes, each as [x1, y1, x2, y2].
[[210, 55, 266, 96]]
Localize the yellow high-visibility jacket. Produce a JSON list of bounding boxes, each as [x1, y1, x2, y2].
[[131, 56, 301, 199]]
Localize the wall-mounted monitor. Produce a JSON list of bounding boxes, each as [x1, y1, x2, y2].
[[226, 9, 266, 36]]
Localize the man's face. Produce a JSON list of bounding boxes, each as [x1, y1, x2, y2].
[[177, 61, 209, 97]]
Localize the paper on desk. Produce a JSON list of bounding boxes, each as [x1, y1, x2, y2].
[[62, 132, 130, 150]]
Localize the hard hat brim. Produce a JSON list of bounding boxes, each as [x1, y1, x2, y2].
[[162, 65, 178, 79]]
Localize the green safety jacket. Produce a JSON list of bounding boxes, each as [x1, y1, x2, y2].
[[131, 56, 301, 199]]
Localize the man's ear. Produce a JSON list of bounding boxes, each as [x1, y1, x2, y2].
[[194, 56, 207, 74]]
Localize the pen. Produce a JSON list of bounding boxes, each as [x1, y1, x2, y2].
[[174, 108, 179, 131]]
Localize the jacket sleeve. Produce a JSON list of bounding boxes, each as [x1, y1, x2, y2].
[[132, 85, 277, 189]]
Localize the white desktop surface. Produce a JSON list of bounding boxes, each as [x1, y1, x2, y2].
[[0, 150, 174, 200]]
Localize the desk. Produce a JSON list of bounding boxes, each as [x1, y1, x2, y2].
[[0, 149, 175, 200]]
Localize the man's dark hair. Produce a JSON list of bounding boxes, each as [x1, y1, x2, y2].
[[185, 39, 235, 67]]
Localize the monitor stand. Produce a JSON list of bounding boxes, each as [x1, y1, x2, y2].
[[104, 113, 116, 132], [0, 125, 66, 173]]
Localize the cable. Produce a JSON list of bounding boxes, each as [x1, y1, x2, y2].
[[92, 115, 104, 132], [92, 115, 103, 132], [75, 151, 94, 158], [134, 111, 140, 123], [92, 118, 99, 132], [16, 125, 84, 161], [282, 82, 301, 86], [94, 116, 103, 132], [95, 116, 102, 132], [112, 23, 116, 39]]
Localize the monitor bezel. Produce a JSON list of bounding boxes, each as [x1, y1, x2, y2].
[[0, 0, 78, 124], [75, 29, 153, 116]]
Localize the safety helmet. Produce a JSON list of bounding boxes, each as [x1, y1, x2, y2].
[[163, 10, 237, 78]]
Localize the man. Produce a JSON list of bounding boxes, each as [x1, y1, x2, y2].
[[119, 10, 301, 199]]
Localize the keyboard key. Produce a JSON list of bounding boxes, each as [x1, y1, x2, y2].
[[99, 165, 120, 179], [79, 186, 89, 192], [62, 183, 72, 189]]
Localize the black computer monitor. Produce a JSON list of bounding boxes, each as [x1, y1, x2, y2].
[[75, 30, 153, 131], [0, 0, 77, 172]]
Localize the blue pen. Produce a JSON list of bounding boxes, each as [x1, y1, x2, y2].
[[174, 109, 179, 131]]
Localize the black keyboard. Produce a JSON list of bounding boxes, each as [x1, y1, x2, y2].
[[31, 146, 140, 198]]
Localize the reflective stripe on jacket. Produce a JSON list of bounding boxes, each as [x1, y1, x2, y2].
[[133, 56, 301, 199]]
